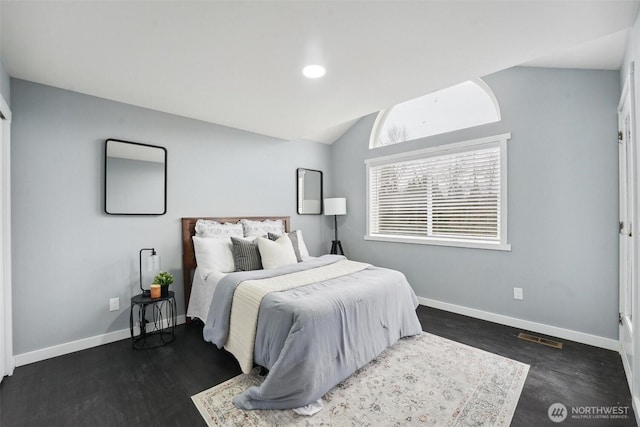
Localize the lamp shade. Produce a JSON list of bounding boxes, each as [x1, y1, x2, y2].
[[146, 253, 161, 273], [324, 198, 347, 215]]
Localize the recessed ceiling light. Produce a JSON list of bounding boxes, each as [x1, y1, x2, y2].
[[303, 64, 326, 79]]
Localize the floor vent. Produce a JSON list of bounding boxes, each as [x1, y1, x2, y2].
[[517, 332, 563, 349]]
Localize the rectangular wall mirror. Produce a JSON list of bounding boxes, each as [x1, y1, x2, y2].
[[297, 168, 323, 214], [105, 139, 167, 215]]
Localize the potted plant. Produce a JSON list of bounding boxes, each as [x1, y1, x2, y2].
[[153, 271, 174, 297]]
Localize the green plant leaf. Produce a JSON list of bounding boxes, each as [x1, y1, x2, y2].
[[152, 271, 174, 286]]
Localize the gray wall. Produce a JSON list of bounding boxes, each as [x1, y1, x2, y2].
[[10, 79, 332, 354], [330, 66, 620, 340]]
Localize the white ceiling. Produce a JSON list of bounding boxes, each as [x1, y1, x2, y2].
[[1, 1, 638, 144], [523, 29, 631, 70]]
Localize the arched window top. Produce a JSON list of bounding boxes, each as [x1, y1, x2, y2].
[[370, 79, 501, 149]]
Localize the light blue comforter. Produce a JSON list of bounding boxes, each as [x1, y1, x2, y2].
[[202, 255, 422, 410]]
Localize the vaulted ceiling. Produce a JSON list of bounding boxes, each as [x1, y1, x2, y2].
[[1, 1, 637, 143]]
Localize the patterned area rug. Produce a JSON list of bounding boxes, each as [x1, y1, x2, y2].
[[192, 332, 529, 426]]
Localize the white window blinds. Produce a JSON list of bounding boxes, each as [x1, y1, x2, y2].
[[366, 134, 510, 249]]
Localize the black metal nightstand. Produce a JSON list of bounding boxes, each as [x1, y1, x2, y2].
[[129, 291, 176, 350]]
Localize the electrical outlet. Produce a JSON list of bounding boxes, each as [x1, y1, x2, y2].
[[109, 297, 120, 312], [513, 287, 523, 300]]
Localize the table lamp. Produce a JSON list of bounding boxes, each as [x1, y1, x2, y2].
[[139, 248, 160, 297], [324, 198, 347, 255]]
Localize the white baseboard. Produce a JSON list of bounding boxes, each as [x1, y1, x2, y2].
[[418, 297, 619, 352], [14, 299, 620, 366], [14, 315, 186, 367]]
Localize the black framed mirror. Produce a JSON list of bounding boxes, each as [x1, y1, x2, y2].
[[297, 168, 323, 215], [105, 139, 167, 215]]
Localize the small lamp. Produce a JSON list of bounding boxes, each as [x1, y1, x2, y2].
[[139, 248, 161, 297], [324, 198, 347, 255]]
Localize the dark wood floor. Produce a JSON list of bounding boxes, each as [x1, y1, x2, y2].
[[1, 306, 636, 426]]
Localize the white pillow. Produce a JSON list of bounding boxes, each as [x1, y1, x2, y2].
[[241, 219, 285, 237], [257, 234, 297, 269], [195, 220, 244, 238], [192, 236, 235, 273], [267, 230, 310, 259]]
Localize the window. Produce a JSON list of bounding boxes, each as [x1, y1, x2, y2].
[[370, 80, 501, 148], [365, 134, 510, 250]]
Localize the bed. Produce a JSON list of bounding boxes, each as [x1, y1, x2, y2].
[[181, 216, 422, 411], [182, 216, 292, 322]]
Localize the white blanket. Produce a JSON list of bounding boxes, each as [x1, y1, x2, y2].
[[225, 259, 370, 373]]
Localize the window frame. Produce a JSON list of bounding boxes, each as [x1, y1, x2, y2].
[[369, 79, 501, 149], [365, 133, 511, 251]]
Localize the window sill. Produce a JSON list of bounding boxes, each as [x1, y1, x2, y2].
[[364, 234, 511, 251]]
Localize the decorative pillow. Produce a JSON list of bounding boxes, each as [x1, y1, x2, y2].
[[195, 219, 244, 238], [240, 219, 285, 237], [192, 236, 235, 273], [257, 234, 298, 269], [231, 237, 263, 271], [268, 230, 309, 260], [268, 231, 302, 262]]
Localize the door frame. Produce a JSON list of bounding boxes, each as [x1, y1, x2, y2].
[[619, 61, 640, 424], [619, 63, 635, 387], [0, 92, 12, 381]]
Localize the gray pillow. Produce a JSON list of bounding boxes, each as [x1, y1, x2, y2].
[[268, 231, 302, 262], [231, 237, 263, 271]]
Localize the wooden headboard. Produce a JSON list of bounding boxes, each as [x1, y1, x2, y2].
[[181, 216, 291, 317]]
